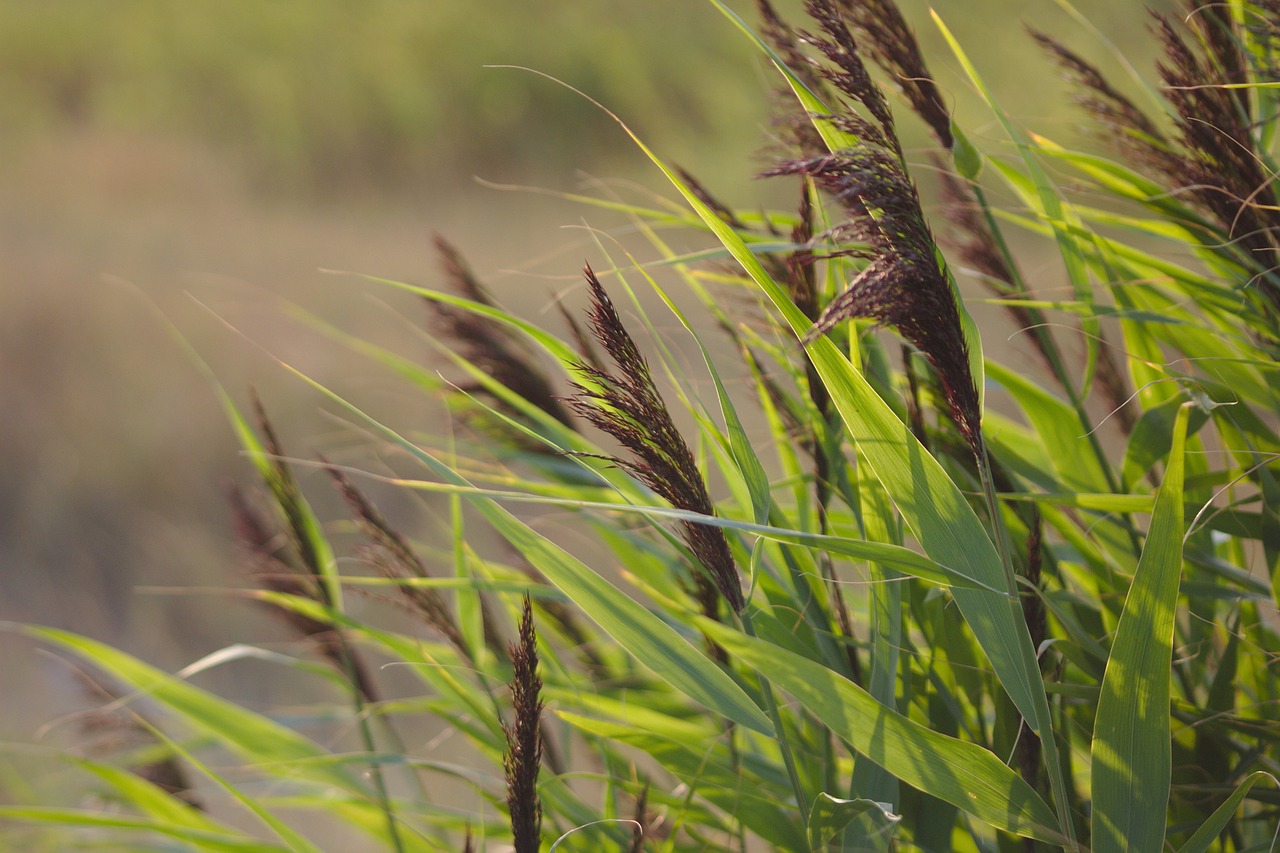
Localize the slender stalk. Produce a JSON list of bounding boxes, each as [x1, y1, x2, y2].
[[975, 442, 1077, 847], [738, 606, 810, 820], [971, 183, 1125, 500], [330, 630, 406, 853]]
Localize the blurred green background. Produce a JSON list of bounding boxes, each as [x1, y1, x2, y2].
[[0, 0, 1170, 745]]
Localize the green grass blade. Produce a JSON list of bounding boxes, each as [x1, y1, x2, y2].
[[1175, 771, 1279, 853], [986, 362, 1112, 494], [647, 271, 772, 526], [807, 794, 899, 851], [0, 807, 289, 852], [850, 469, 902, 814], [214, 386, 343, 612], [386, 477, 1001, 594], [933, 11, 1096, 341], [1090, 403, 1191, 852], [21, 626, 362, 795], [74, 759, 223, 831], [706, 623, 1065, 843], [360, 275, 583, 371], [142, 719, 327, 853]]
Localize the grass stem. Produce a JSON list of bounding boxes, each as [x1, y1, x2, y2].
[[738, 606, 811, 821]]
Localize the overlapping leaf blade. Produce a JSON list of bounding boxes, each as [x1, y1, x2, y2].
[[1091, 403, 1191, 851]]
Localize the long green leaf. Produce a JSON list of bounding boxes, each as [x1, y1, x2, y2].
[[385, 477, 1002, 594], [647, 271, 772, 526], [1091, 403, 1191, 852], [1175, 772, 1279, 853], [0, 807, 288, 852], [706, 623, 1065, 843], [22, 626, 362, 795]]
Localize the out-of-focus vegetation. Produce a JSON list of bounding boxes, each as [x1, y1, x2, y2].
[[0, 0, 1171, 195], [0, 0, 767, 194]]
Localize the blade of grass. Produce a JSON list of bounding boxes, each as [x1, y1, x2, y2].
[[19, 626, 363, 795], [0, 808, 290, 853], [1090, 402, 1192, 852], [381, 477, 1002, 594], [704, 621, 1066, 844], [1176, 771, 1280, 853]]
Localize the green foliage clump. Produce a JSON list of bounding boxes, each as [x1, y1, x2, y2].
[[6, 1, 1280, 850]]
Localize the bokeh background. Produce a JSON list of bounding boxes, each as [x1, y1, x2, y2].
[[1, 0, 1172, 785]]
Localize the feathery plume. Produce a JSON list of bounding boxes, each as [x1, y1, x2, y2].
[[503, 596, 544, 853], [431, 235, 576, 427], [834, 0, 952, 147], [1029, 27, 1171, 165], [228, 482, 379, 704], [800, 0, 896, 146], [568, 266, 746, 612], [1154, 9, 1278, 258], [677, 166, 746, 231], [757, 0, 826, 95], [1034, 8, 1280, 311], [765, 147, 983, 454], [324, 463, 472, 655]]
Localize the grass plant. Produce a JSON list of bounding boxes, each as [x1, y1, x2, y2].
[[6, 0, 1280, 850]]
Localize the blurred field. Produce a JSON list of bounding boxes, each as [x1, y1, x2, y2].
[[0, 0, 1169, 752]]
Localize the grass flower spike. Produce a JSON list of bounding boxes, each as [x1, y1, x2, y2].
[[503, 595, 544, 853], [569, 265, 746, 613], [764, 0, 982, 455]]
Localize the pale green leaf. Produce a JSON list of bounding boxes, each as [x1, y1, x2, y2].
[[807, 794, 899, 851], [706, 623, 1065, 843], [1091, 403, 1191, 852], [0, 807, 288, 852]]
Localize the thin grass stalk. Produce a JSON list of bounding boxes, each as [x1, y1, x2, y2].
[[961, 178, 1128, 509], [975, 438, 1077, 843], [628, 783, 647, 853], [736, 604, 811, 820], [241, 408, 407, 853], [335, 634, 407, 853], [790, 184, 863, 682]]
